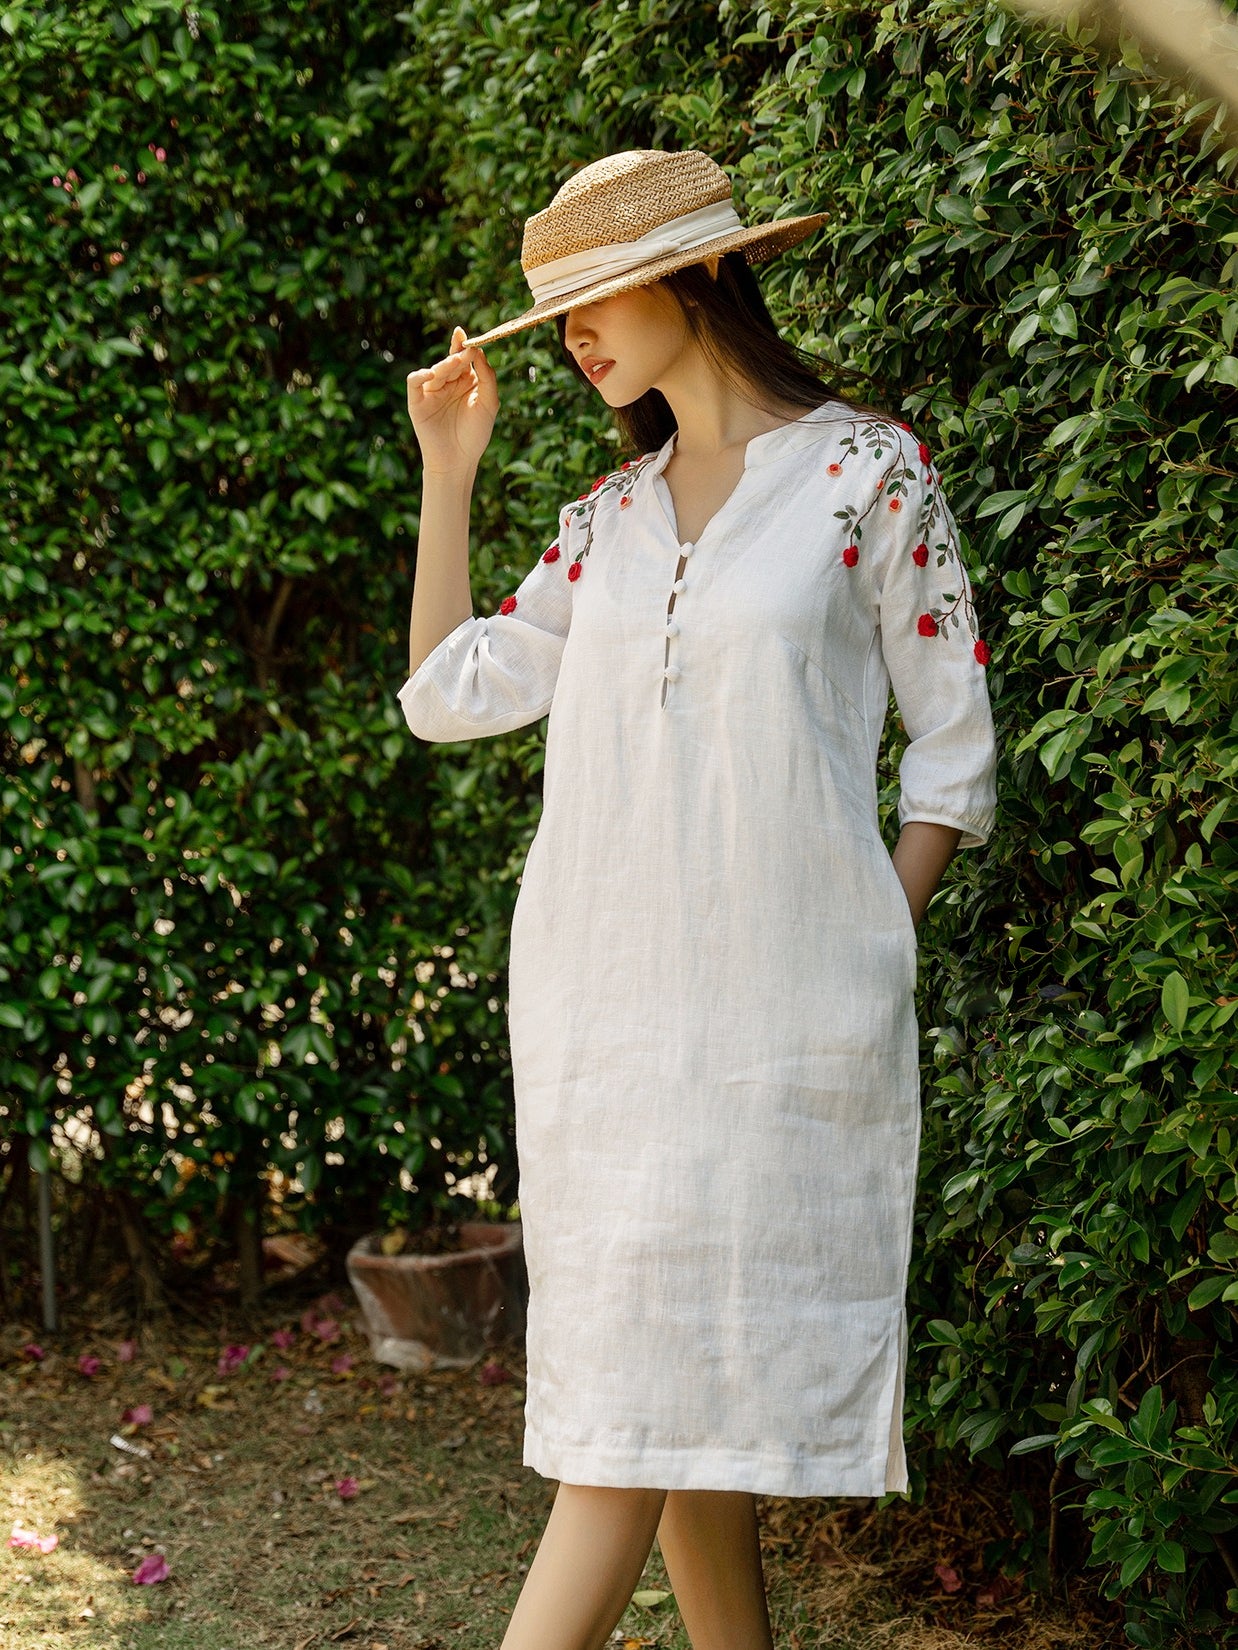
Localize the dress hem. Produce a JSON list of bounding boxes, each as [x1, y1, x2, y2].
[[523, 1426, 909, 1500]]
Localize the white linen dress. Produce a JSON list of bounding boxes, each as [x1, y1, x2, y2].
[[398, 404, 997, 1498]]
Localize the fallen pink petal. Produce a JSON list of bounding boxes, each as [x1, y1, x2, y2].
[[132, 1552, 169, 1585], [478, 1360, 513, 1386], [977, 1574, 1018, 1606], [116, 1339, 138, 1362], [335, 1476, 359, 1500], [271, 1328, 296, 1350], [9, 1521, 59, 1554], [78, 1354, 102, 1378], [270, 1365, 292, 1382], [217, 1344, 250, 1375], [313, 1319, 340, 1344], [330, 1353, 353, 1374], [19, 1343, 45, 1362], [122, 1404, 154, 1426], [934, 1562, 963, 1594]]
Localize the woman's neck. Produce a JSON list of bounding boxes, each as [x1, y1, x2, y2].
[[657, 352, 810, 461]]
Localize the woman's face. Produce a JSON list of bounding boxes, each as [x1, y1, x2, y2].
[[563, 282, 693, 406]]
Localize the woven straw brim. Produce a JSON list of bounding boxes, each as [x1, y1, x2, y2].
[[462, 212, 827, 349]]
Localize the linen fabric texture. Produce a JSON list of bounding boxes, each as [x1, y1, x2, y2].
[[398, 406, 997, 1497]]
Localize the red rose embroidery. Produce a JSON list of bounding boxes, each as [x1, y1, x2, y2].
[[913, 543, 929, 566], [619, 496, 631, 509], [898, 421, 912, 432], [827, 462, 842, 476], [592, 475, 606, 489], [499, 595, 517, 616], [577, 492, 588, 501], [918, 442, 932, 465], [542, 543, 560, 563], [888, 497, 903, 512], [842, 545, 859, 567], [567, 562, 582, 583], [974, 639, 991, 665], [918, 613, 938, 637]]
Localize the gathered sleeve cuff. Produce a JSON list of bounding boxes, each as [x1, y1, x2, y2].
[[397, 503, 575, 743], [871, 433, 998, 850]]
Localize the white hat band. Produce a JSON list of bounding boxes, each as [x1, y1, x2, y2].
[[525, 201, 744, 305]]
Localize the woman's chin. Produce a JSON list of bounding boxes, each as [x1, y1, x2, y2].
[[600, 383, 645, 409]]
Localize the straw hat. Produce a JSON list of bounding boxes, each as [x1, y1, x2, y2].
[[463, 149, 827, 348]]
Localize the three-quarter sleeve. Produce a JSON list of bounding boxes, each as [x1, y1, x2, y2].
[[397, 500, 575, 742], [871, 433, 997, 849]]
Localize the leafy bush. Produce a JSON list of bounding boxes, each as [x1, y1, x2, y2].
[[3, 0, 1236, 1640], [0, 0, 536, 1301]]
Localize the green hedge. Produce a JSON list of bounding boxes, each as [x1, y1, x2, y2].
[[2, 1, 1236, 1641], [0, 0, 535, 1296]]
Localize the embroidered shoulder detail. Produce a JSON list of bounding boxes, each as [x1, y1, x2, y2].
[[892, 435, 985, 657], [563, 451, 659, 584], [825, 418, 924, 567], [827, 424, 989, 663]]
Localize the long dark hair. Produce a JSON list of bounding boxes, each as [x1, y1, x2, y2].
[[554, 250, 864, 454]]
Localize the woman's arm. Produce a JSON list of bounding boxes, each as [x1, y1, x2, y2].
[[405, 325, 499, 674], [408, 467, 476, 674], [892, 821, 962, 927]]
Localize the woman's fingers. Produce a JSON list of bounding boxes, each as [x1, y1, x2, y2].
[[470, 346, 498, 402], [407, 331, 488, 413], [414, 330, 480, 376], [417, 355, 471, 396]]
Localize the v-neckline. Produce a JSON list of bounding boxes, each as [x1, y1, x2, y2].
[[649, 406, 831, 549], [652, 463, 745, 550]]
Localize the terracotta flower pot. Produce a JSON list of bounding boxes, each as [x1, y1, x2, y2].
[[346, 1221, 526, 1373]]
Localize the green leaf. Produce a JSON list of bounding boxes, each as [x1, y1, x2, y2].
[[923, 1319, 961, 1344], [1119, 1544, 1157, 1588], [1008, 1432, 1059, 1456], [1156, 1540, 1186, 1574], [1162, 972, 1189, 1033], [1008, 311, 1039, 351], [1186, 1274, 1231, 1310]]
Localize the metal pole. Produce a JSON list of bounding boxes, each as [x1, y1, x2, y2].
[[37, 1151, 57, 1334]]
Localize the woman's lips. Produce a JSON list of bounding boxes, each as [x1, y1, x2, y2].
[[584, 359, 613, 385]]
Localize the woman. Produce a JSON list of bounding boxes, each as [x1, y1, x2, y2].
[[401, 149, 997, 1650]]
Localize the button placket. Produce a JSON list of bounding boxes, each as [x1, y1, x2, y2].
[[661, 544, 692, 707]]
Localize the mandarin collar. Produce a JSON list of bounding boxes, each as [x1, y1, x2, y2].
[[646, 401, 849, 477]]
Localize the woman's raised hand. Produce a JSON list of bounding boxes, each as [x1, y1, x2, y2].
[[406, 325, 499, 476]]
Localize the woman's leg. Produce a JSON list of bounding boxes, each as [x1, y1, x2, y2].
[[655, 1490, 775, 1650], [500, 1481, 668, 1650]]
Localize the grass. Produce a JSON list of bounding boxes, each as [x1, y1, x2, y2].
[[0, 1270, 1125, 1650]]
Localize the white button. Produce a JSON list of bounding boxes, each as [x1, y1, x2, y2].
[[680, 543, 696, 557], [665, 621, 680, 639], [672, 579, 687, 595], [664, 665, 681, 683]]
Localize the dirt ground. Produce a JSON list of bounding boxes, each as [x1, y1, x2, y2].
[[0, 1267, 1125, 1650]]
